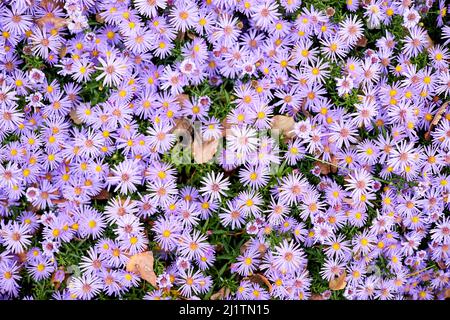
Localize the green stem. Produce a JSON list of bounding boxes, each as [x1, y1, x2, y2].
[[406, 265, 435, 278]]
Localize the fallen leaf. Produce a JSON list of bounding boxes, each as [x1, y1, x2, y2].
[[36, 15, 67, 30], [309, 294, 324, 300], [40, 0, 64, 8], [329, 272, 347, 291], [210, 287, 231, 300], [240, 240, 251, 255], [214, 243, 224, 253], [239, 239, 266, 256], [51, 268, 66, 290], [175, 94, 190, 107], [426, 34, 434, 49], [314, 161, 330, 175], [210, 291, 223, 300], [52, 198, 67, 205], [300, 99, 311, 118], [356, 36, 368, 48], [433, 103, 450, 126], [17, 252, 28, 264], [437, 260, 446, 270], [247, 274, 272, 293], [330, 155, 338, 173], [445, 288, 450, 299], [92, 189, 110, 200], [256, 242, 267, 256], [126, 251, 157, 287], [59, 46, 67, 58], [221, 118, 232, 137], [26, 201, 40, 213], [342, 197, 354, 206], [192, 137, 220, 164], [95, 13, 105, 24], [176, 31, 185, 42], [271, 115, 295, 140], [69, 108, 83, 125], [425, 101, 449, 140], [170, 118, 192, 134], [170, 118, 193, 164]]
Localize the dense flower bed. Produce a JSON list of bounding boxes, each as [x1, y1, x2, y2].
[[0, 0, 449, 300]]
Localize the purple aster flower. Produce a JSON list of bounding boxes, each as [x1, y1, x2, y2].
[[153, 216, 182, 251], [68, 273, 103, 300], [27, 256, 55, 281], [95, 51, 129, 87], [0, 221, 31, 254]]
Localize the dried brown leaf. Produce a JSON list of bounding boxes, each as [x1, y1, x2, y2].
[[309, 294, 324, 300], [329, 272, 347, 291], [221, 118, 232, 137], [36, 15, 67, 30], [271, 115, 295, 140], [17, 252, 28, 264], [176, 31, 185, 42], [59, 46, 67, 58], [170, 118, 192, 134], [240, 240, 251, 255], [300, 98, 311, 118], [445, 288, 450, 299], [40, 0, 64, 7], [437, 260, 447, 270], [425, 101, 449, 140], [330, 155, 338, 173], [431, 101, 449, 127], [240, 238, 266, 257], [51, 268, 65, 290], [52, 198, 67, 205], [314, 161, 330, 175], [69, 108, 83, 125], [126, 251, 157, 287], [248, 274, 272, 293], [342, 195, 354, 205], [426, 34, 434, 49], [175, 94, 190, 107], [356, 36, 368, 48], [256, 242, 268, 256], [95, 13, 105, 24], [210, 289, 224, 300], [210, 287, 231, 300], [92, 189, 110, 200], [192, 137, 219, 164]]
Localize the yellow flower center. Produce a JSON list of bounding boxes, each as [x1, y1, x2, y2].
[[163, 230, 171, 238]]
